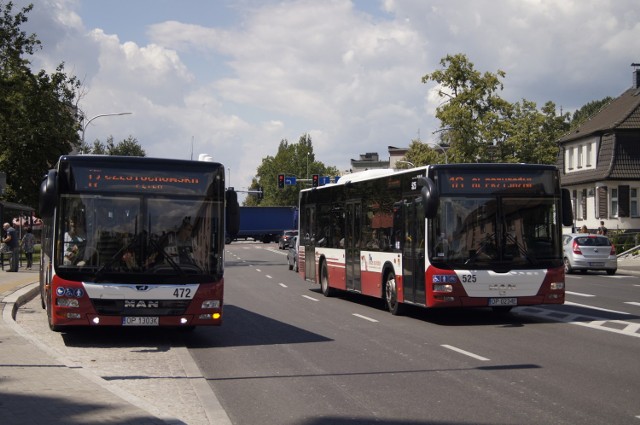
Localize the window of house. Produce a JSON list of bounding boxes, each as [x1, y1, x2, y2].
[[611, 188, 618, 218], [631, 188, 638, 217], [577, 145, 583, 168], [586, 143, 593, 167], [567, 149, 574, 171]]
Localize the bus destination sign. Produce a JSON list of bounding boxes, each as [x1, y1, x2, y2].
[[73, 166, 211, 195], [438, 170, 554, 195]]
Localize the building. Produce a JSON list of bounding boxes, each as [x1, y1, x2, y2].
[[556, 66, 640, 233], [350, 152, 389, 172]]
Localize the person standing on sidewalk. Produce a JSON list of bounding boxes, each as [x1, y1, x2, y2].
[[21, 227, 35, 270], [3, 222, 19, 272]]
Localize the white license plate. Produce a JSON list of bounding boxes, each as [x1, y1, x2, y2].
[[122, 316, 159, 326], [488, 298, 517, 306], [589, 262, 604, 267]]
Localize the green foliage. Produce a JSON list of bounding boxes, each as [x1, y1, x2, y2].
[[0, 2, 81, 209], [420, 53, 569, 165], [244, 133, 338, 207], [79, 135, 146, 156], [402, 138, 444, 167]]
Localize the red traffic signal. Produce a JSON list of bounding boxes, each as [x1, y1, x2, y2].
[[278, 174, 285, 189], [312, 174, 319, 187]]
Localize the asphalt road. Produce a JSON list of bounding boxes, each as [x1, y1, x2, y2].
[[186, 243, 640, 425], [14, 242, 640, 424]]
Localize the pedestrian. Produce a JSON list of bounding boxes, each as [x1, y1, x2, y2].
[[580, 225, 589, 234], [21, 227, 36, 270], [597, 221, 608, 236], [2, 222, 19, 272]]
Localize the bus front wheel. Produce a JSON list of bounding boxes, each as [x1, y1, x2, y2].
[[384, 272, 404, 316], [320, 262, 334, 297]]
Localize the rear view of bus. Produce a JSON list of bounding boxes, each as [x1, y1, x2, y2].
[[39, 155, 239, 331]]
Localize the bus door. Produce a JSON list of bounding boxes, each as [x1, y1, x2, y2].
[[304, 205, 316, 282], [401, 197, 426, 304], [345, 200, 362, 292]]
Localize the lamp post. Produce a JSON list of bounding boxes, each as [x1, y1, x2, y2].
[[81, 112, 133, 144], [432, 144, 449, 164]]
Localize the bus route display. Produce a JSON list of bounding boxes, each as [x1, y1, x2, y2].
[[437, 169, 555, 195], [72, 166, 212, 195]]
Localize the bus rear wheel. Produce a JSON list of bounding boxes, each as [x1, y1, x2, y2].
[[384, 272, 404, 316]]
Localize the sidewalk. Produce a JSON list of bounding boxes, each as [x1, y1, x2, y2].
[[0, 269, 184, 425]]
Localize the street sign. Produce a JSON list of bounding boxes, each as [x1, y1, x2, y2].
[[285, 176, 297, 186], [319, 176, 331, 186]]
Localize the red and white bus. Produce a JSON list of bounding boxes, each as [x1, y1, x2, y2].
[[39, 155, 239, 331], [297, 163, 573, 314]]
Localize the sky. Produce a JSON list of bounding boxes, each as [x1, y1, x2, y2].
[[13, 0, 640, 195]]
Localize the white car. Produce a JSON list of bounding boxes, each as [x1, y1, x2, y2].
[[562, 233, 617, 275]]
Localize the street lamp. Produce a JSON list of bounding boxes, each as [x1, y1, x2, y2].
[[81, 112, 133, 144], [432, 144, 449, 164]]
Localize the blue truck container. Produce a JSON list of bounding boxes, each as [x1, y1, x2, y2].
[[226, 206, 297, 243]]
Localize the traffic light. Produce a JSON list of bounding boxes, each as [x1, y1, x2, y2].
[[277, 174, 285, 189], [312, 174, 319, 187]]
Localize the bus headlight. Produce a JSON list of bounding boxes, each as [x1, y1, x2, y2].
[[550, 282, 564, 290], [201, 300, 220, 309], [56, 298, 79, 308], [433, 284, 453, 293]]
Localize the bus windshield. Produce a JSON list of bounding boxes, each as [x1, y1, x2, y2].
[[56, 194, 224, 282], [429, 196, 562, 269]]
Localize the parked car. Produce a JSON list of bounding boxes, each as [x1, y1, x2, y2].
[[279, 230, 298, 249], [562, 233, 617, 275], [287, 236, 298, 271]]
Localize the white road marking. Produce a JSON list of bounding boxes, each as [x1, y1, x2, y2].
[[279, 283, 287, 288], [441, 345, 490, 361], [565, 301, 630, 315], [302, 295, 319, 302], [624, 302, 640, 307], [566, 291, 595, 297], [352, 313, 378, 323], [265, 275, 272, 279], [255, 268, 260, 272]]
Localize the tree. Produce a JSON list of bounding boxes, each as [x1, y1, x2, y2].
[[421, 53, 569, 165], [422, 53, 511, 163], [401, 138, 445, 167], [0, 2, 81, 208], [245, 133, 338, 207], [79, 135, 146, 156]]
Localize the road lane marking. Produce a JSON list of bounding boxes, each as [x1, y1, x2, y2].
[[265, 275, 272, 279], [441, 345, 490, 361], [566, 291, 595, 297], [302, 295, 319, 302], [279, 283, 287, 288], [352, 313, 378, 323], [255, 268, 260, 272], [565, 301, 630, 315], [520, 307, 640, 338], [624, 302, 640, 307]]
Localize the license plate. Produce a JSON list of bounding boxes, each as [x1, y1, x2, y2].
[[589, 262, 604, 267], [488, 298, 517, 306], [122, 316, 159, 326]]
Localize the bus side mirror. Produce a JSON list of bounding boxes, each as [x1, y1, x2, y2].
[[418, 177, 439, 219], [561, 188, 573, 227], [39, 169, 58, 217], [225, 189, 240, 237]]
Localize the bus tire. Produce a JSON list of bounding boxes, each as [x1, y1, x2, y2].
[[320, 261, 334, 297], [46, 298, 63, 332], [384, 271, 404, 315]]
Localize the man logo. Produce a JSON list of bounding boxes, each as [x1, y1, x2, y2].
[[125, 300, 159, 308], [136, 285, 150, 291]]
